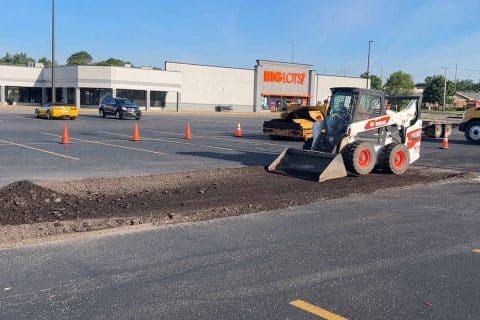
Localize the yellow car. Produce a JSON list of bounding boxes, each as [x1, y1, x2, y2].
[[459, 106, 480, 144], [35, 103, 79, 120]]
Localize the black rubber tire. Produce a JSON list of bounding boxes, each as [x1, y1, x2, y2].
[[424, 124, 442, 138], [465, 120, 480, 144], [115, 110, 123, 120], [442, 124, 452, 138], [99, 109, 106, 118], [35, 109, 40, 118], [268, 135, 280, 140], [342, 141, 376, 175], [433, 124, 443, 138], [381, 143, 410, 175], [135, 115, 141, 120], [69, 116, 76, 120], [46, 110, 52, 120]]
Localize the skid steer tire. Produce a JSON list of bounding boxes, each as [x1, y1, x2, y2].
[[381, 143, 410, 175], [342, 141, 376, 175]]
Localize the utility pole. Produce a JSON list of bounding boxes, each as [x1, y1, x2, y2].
[[366, 40, 373, 89], [442, 66, 448, 111], [454, 64, 458, 93], [51, 0, 55, 104]]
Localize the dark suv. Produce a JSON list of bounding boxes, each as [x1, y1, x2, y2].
[[99, 96, 142, 120]]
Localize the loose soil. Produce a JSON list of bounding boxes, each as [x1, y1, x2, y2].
[[0, 166, 472, 245]]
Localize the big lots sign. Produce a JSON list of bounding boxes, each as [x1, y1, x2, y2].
[[263, 70, 306, 85]]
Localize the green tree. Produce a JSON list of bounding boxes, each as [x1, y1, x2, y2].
[[384, 71, 414, 96], [455, 79, 476, 91], [0, 52, 35, 65], [95, 58, 131, 67], [38, 57, 52, 67], [66, 51, 93, 65], [423, 75, 456, 104], [360, 72, 383, 90], [0, 53, 13, 64]]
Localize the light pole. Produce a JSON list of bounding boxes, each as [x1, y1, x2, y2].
[[442, 66, 447, 111], [51, 0, 55, 104], [366, 40, 373, 89]]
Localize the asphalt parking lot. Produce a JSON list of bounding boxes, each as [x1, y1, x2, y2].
[[0, 107, 478, 186], [0, 107, 479, 319], [0, 108, 295, 186], [1, 180, 479, 319]]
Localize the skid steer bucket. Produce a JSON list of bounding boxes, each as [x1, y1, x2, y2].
[[268, 148, 347, 182]]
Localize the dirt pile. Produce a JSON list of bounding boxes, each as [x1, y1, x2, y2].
[[0, 166, 468, 227]]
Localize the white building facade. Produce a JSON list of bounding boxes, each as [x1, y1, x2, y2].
[[0, 60, 367, 112]]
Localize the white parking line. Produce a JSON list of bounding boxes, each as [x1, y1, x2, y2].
[[10, 115, 37, 120], [146, 129, 290, 148], [0, 138, 80, 160], [41, 133, 167, 155], [97, 130, 237, 152], [0, 139, 121, 146]]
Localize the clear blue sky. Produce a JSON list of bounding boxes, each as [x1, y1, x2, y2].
[[1, 0, 479, 83]]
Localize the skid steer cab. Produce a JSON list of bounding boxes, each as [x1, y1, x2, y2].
[[268, 87, 422, 182]]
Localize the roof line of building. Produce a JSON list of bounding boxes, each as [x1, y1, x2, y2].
[[165, 61, 253, 71], [317, 73, 363, 79], [256, 59, 313, 67]]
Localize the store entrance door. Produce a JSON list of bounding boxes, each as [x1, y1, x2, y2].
[[262, 95, 309, 112]]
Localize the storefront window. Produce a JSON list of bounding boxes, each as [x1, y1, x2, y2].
[[45, 88, 63, 103], [261, 95, 309, 112], [80, 88, 112, 105], [6, 86, 42, 104], [150, 91, 166, 107], [67, 88, 75, 105], [117, 89, 146, 107]]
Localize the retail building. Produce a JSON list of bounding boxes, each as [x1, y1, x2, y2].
[[0, 60, 367, 112]]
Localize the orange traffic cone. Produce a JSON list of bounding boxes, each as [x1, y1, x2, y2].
[[234, 122, 243, 137], [184, 121, 192, 139], [132, 123, 140, 141], [61, 123, 70, 144], [439, 135, 449, 149]]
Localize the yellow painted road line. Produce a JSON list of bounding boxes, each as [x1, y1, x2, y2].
[[0, 138, 79, 160], [289, 300, 348, 320], [41, 133, 167, 155], [97, 130, 237, 152], [473, 249, 480, 253], [146, 129, 289, 148]]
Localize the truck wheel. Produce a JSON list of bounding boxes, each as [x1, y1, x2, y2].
[[342, 141, 376, 175], [115, 110, 123, 120], [425, 124, 442, 138], [465, 120, 480, 144], [442, 124, 452, 138], [381, 143, 410, 175]]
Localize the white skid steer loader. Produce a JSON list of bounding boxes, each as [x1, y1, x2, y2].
[[268, 87, 423, 181]]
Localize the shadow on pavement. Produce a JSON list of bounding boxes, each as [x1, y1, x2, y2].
[[176, 150, 278, 167], [422, 138, 475, 146]]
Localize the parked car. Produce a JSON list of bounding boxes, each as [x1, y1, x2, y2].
[[99, 96, 142, 120], [35, 103, 79, 120]]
